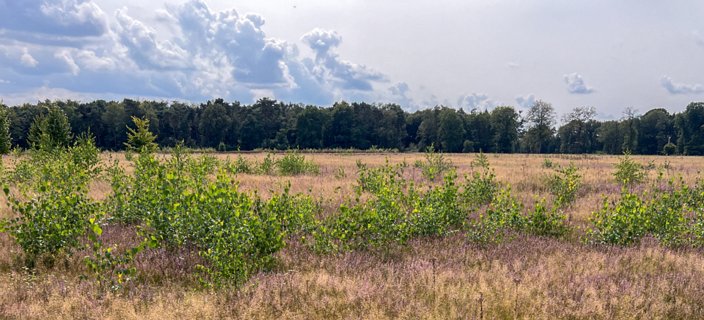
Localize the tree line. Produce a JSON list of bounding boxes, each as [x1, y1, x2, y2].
[[0, 98, 703, 155]]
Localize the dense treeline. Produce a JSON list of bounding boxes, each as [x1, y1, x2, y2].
[[1, 98, 703, 154]]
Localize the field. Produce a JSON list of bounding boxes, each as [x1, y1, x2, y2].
[[2, 150, 704, 319]]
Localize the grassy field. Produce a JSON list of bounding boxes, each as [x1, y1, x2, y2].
[[2, 152, 704, 319]]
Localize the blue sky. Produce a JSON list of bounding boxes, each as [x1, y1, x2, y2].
[[1, 0, 703, 118]]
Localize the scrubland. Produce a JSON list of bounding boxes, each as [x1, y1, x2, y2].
[[2, 149, 704, 319]]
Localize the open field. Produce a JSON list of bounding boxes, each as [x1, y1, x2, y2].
[[2, 151, 704, 319]]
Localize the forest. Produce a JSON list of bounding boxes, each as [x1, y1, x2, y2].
[[1, 98, 703, 154]]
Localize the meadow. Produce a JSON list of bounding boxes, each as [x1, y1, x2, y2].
[[2, 146, 704, 319]]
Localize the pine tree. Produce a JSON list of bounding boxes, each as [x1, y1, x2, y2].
[[27, 106, 73, 150], [125, 116, 158, 153], [0, 106, 11, 154]]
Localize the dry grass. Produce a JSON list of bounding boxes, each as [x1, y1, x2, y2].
[[1, 152, 703, 319]]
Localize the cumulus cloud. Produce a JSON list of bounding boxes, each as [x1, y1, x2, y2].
[[661, 76, 704, 95], [457, 93, 499, 111], [515, 94, 536, 109], [384, 82, 414, 107], [301, 28, 386, 91], [564, 73, 594, 94], [0, 0, 108, 41], [115, 8, 189, 70], [0, 0, 390, 105], [20, 48, 38, 67]]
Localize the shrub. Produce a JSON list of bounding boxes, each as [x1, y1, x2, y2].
[[587, 185, 689, 246], [614, 152, 645, 187], [277, 150, 319, 175], [1, 137, 101, 267], [461, 152, 498, 208], [414, 145, 453, 181], [525, 199, 569, 237], [547, 163, 581, 207]]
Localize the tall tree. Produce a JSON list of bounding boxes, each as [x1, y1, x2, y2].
[[490, 106, 520, 153], [523, 100, 556, 153], [295, 106, 327, 149], [0, 105, 11, 154], [438, 108, 465, 152], [28, 106, 73, 150], [621, 107, 639, 153], [558, 106, 598, 153], [675, 102, 704, 155], [637, 108, 674, 154]]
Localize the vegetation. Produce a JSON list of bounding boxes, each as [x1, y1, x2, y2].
[[4, 116, 704, 318], [3, 99, 704, 155]]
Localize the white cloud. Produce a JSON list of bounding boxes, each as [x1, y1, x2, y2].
[[457, 93, 499, 110], [301, 28, 386, 91], [115, 8, 189, 70], [0, 0, 108, 41], [506, 61, 520, 69], [564, 73, 594, 94], [515, 94, 536, 109], [55, 50, 80, 75], [661, 76, 704, 95], [385, 82, 414, 107], [20, 48, 38, 67]]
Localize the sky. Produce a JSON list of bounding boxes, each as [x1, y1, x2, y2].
[[0, 0, 703, 118]]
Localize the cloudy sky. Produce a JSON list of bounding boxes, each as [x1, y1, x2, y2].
[[1, 0, 703, 117]]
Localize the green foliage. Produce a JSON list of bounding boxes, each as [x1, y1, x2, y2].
[[414, 144, 453, 181], [461, 152, 498, 208], [105, 147, 319, 287], [258, 153, 276, 175], [27, 107, 73, 151], [125, 116, 158, 153], [663, 141, 677, 155], [546, 163, 582, 207], [614, 152, 646, 187], [226, 154, 254, 174], [467, 187, 524, 244], [587, 184, 690, 246], [524, 199, 569, 237], [467, 186, 569, 243], [542, 158, 555, 169], [317, 161, 462, 252], [0, 106, 11, 154], [1, 137, 100, 267], [276, 150, 319, 175]]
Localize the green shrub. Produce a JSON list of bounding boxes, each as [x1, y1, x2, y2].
[[414, 145, 453, 181], [614, 153, 645, 187], [1, 137, 101, 267], [461, 152, 498, 208], [547, 163, 582, 207], [277, 150, 319, 175], [587, 185, 689, 246], [525, 199, 569, 237], [258, 153, 276, 175], [466, 187, 524, 244]]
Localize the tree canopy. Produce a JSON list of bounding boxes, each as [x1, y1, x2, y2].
[[2, 98, 703, 155]]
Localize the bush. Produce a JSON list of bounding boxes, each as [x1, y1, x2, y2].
[[614, 153, 645, 187], [547, 163, 581, 207], [525, 199, 569, 237], [277, 150, 319, 175], [317, 161, 463, 252], [461, 152, 498, 208], [414, 145, 453, 181], [1, 137, 101, 267], [587, 185, 689, 246]]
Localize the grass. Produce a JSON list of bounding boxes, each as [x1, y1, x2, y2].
[[1, 152, 703, 319]]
